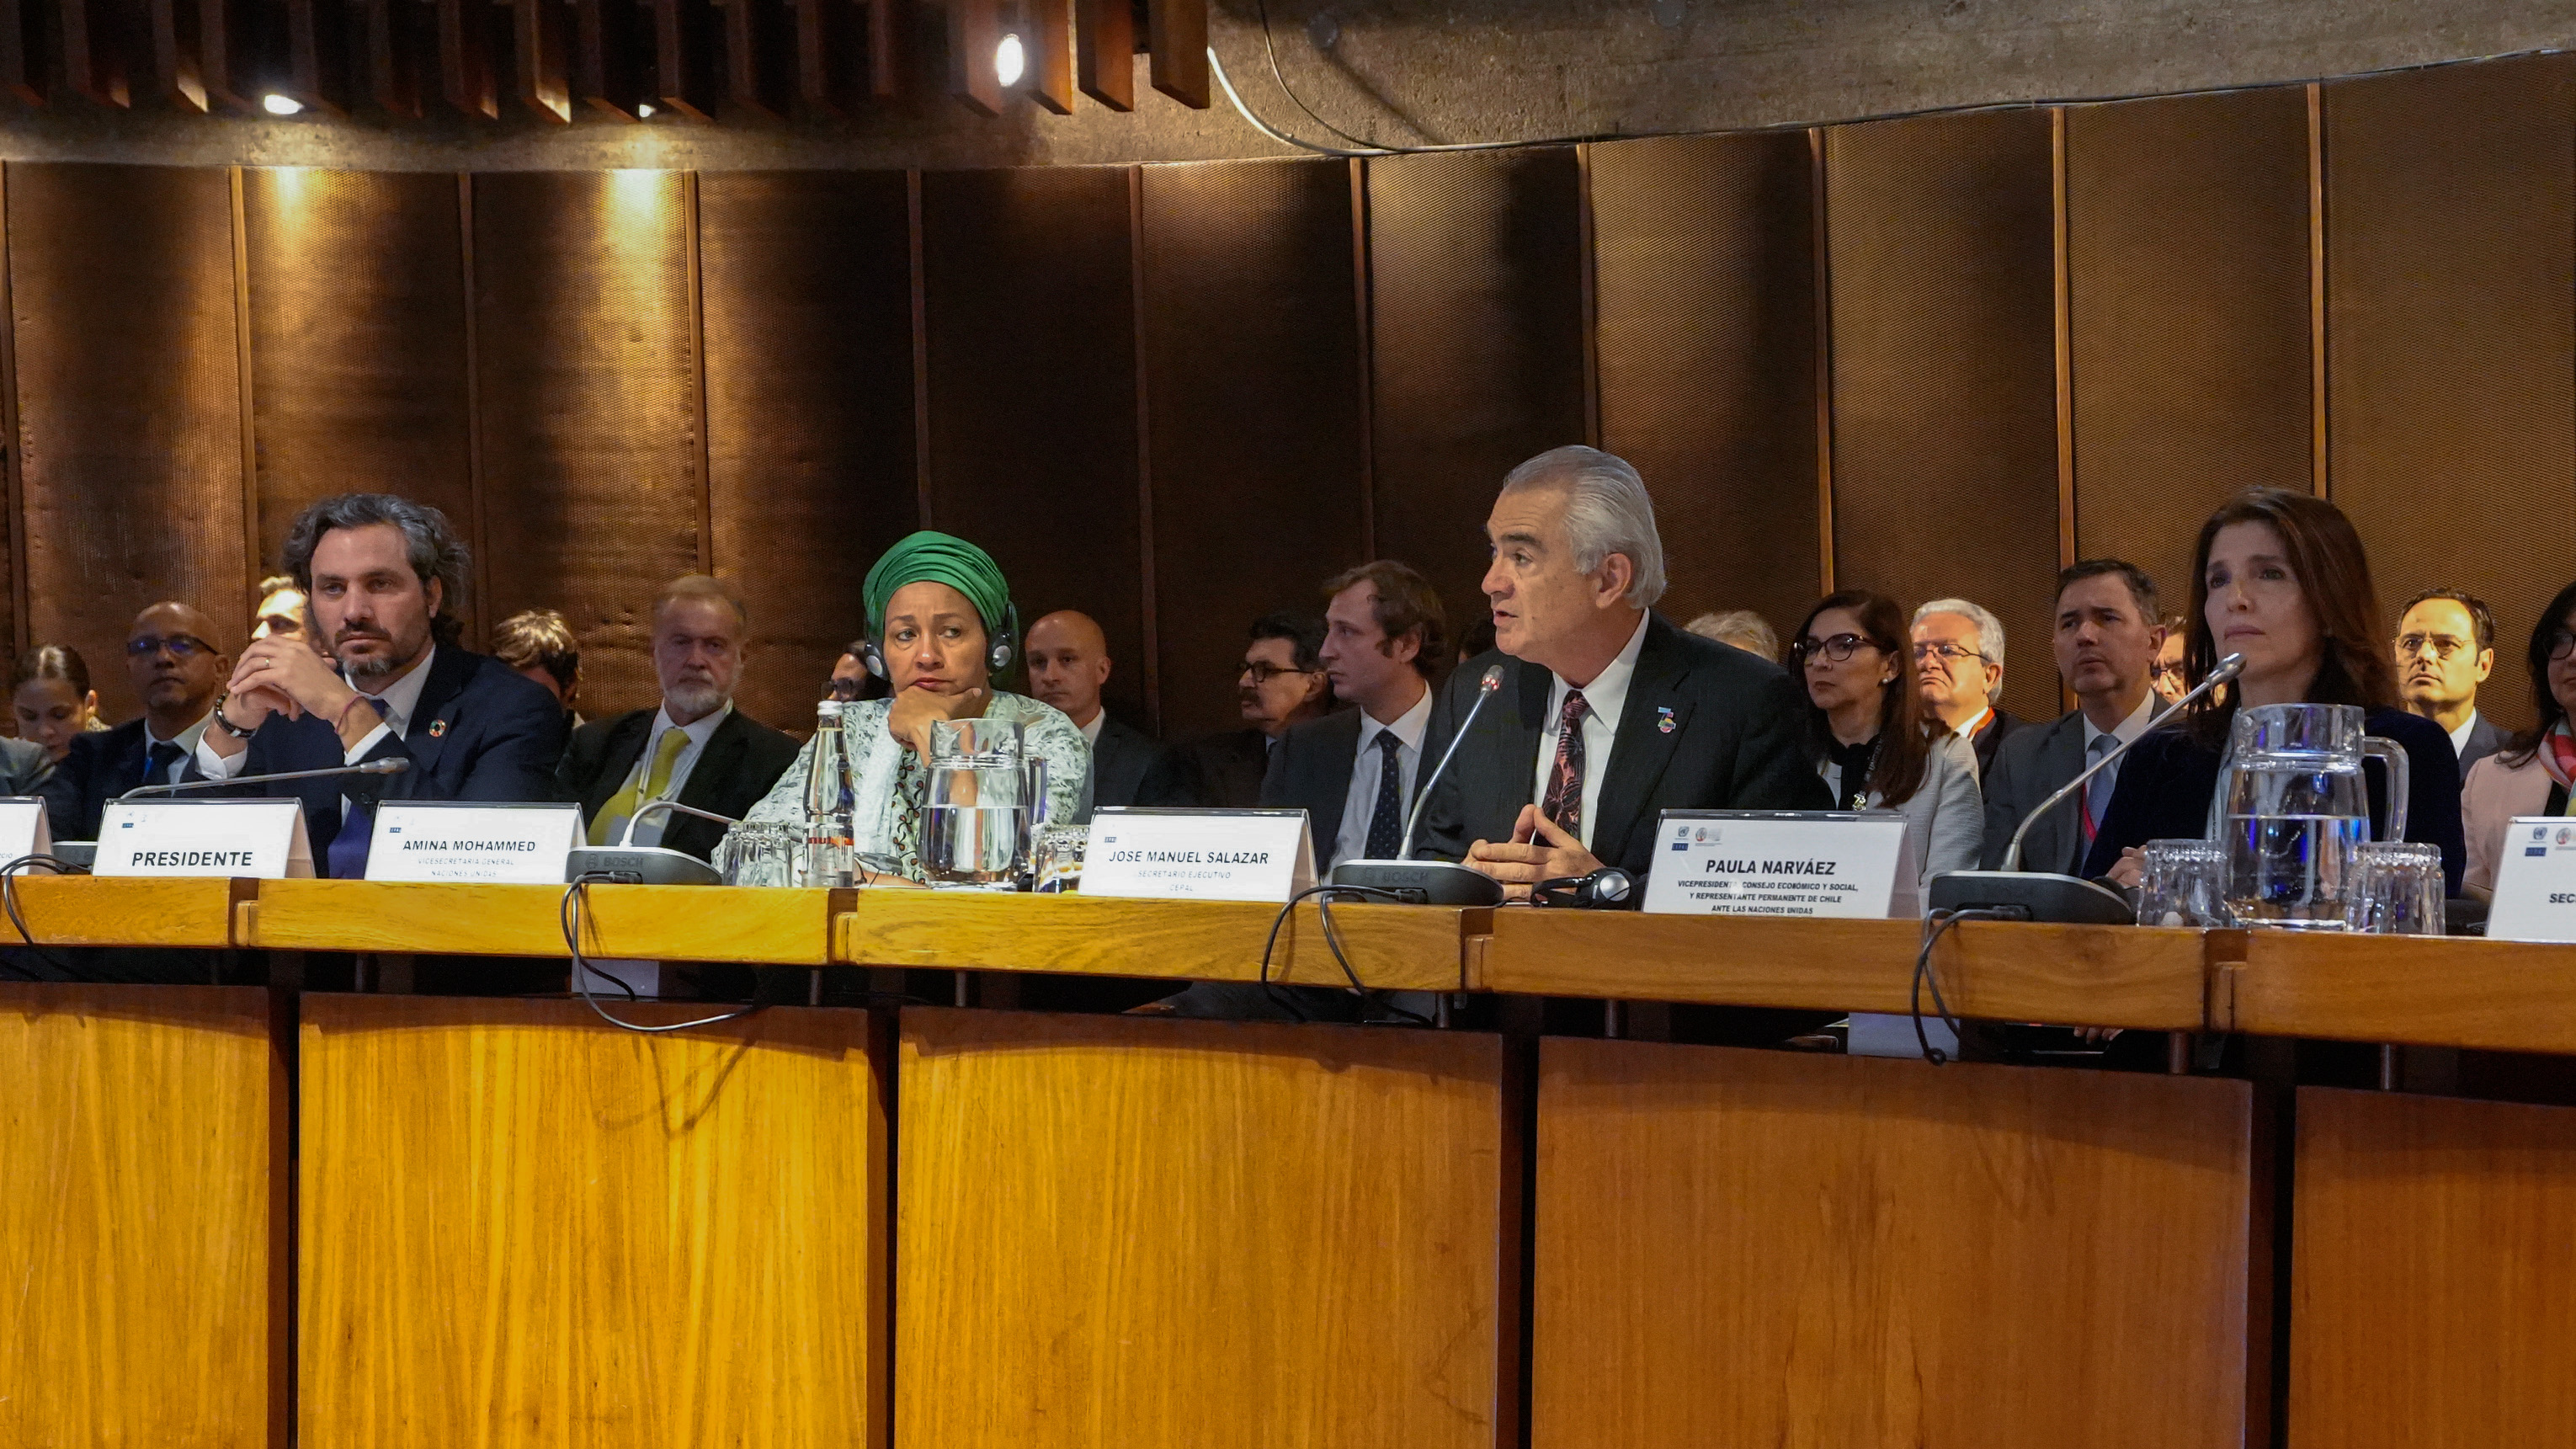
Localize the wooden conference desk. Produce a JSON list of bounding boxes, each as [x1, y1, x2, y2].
[[7, 879, 2576, 1446]]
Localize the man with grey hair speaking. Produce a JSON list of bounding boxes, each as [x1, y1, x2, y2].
[[1410, 445, 1828, 900]]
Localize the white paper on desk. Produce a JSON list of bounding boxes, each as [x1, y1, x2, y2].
[[1080, 808, 1316, 903], [2485, 816, 2576, 940], [367, 802, 583, 883], [1642, 811, 1909, 919], [95, 798, 313, 878]]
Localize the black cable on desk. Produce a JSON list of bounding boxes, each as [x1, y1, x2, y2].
[[559, 874, 765, 1035], [1258, 883, 1432, 1026], [1912, 907, 2016, 1065], [0, 854, 89, 981]]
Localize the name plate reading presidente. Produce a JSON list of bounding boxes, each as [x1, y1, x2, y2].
[[1642, 810, 1909, 919], [2484, 816, 2576, 941], [367, 802, 584, 884], [96, 798, 314, 878], [1080, 808, 1317, 903]]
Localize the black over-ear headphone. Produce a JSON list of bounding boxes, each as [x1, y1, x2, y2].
[[862, 602, 1020, 680]]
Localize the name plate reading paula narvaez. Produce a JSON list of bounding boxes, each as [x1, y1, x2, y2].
[[366, 802, 584, 884], [1079, 808, 1317, 903], [1642, 811, 1911, 919]]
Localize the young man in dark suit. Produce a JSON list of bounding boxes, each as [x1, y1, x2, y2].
[[1264, 561, 1445, 869], [1978, 561, 2167, 875], [41, 600, 232, 842], [557, 575, 798, 861], [194, 493, 565, 878], [1412, 446, 1828, 898], [1024, 610, 1162, 815]]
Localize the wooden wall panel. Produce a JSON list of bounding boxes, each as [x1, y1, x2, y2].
[[1367, 147, 1588, 640], [0, 983, 286, 1448], [299, 994, 888, 1449], [471, 169, 702, 722], [897, 1008, 1508, 1449], [698, 170, 916, 733], [1534, 1040, 2261, 1449], [242, 168, 476, 629], [8, 161, 245, 720], [1825, 112, 2061, 722], [920, 167, 1147, 727], [2291, 1086, 2576, 1446], [1591, 131, 1820, 643], [2325, 54, 2576, 734], [1139, 157, 1365, 743], [2065, 90, 2311, 614]]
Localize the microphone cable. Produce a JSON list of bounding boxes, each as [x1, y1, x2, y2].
[[0, 854, 92, 981], [1911, 906, 2015, 1065], [560, 873, 768, 1035], [1258, 882, 1434, 1026]]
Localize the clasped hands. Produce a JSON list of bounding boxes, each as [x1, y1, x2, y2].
[[1465, 805, 1601, 903], [221, 637, 378, 751]]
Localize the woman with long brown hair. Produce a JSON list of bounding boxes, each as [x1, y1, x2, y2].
[[1789, 589, 1983, 885], [2083, 487, 2464, 891]]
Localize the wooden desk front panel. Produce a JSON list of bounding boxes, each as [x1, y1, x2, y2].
[[0, 983, 285, 1448], [252, 881, 835, 962], [298, 995, 888, 1449], [2291, 1087, 2576, 1446], [6, 876, 242, 946], [1532, 1041, 2259, 1449], [2225, 932, 2576, 1052], [897, 1009, 1510, 1449]]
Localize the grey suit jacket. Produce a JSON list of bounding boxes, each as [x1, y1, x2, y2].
[[1977, 701, 2167, 874], [1088, 712, 1163, 813], [2460, 712, 2507, 778]]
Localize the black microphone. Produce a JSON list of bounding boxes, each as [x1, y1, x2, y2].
[[1927, 652, 2246, 924], [1328, 665, 1508, 907], [120, 756, 410, 801]]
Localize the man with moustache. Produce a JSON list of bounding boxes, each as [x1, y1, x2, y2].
[[1024, 610, 1162, 813], [1137, 611, 1333, 807], [1978, 561, 2167, 875], [2392, 589, 2504, 773], [557, 576, 798, 862], [40, 601, 232, 841], [193, 493, 565, 878]]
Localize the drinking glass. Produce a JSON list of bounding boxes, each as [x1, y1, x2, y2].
[[1030, 824, 1086, 894], [718, 821, 799, 888], [2137, 839, 2233, 927], [2346, 841, 2446, 935]]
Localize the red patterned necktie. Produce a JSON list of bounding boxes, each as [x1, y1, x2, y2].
[[1542, 690, 1588, 839]]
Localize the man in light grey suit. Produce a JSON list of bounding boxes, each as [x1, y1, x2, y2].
[[1979, 560, 2166, 875]]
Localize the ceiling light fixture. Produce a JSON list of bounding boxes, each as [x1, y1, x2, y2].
[[994, 32, 1025, 88], [261, 93, 303, 115]]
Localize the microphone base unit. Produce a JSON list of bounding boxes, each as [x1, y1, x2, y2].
[[1326, 858, 1505, 908], [50, 841, 96, 869], [1925, 870, 2133, 926], [565, 844, 721, 887]]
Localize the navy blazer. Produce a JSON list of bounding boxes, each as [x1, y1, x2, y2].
[[39, 718, 149, 842], [1261, 707, 1369, 867], [194, 646, 567, 862], [1409, 614, 1832, 890], [2082, 706, 2466, 894]]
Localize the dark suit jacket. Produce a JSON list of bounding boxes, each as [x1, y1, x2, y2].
[[190, 646, 567, 865], [556, 706, 801, 862], [2083, 706, 2467, 894], [1967, 707, 2022, 780], [1411, 615, 1832, 890], [1977, 701, 2166, 874], [1088, 712, 1164, 812], [1260, 708, 1370, 867], [1136, 727, 1273, 809], [2460, 712, 2507, 777], [40, 720, 154, 842]]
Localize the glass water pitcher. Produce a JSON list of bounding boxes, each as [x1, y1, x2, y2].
[[921, 717, 1033, 886], [2217, 702, 2409, 930]]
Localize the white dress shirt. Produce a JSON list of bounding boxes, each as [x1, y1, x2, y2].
[[2450, 711, 2480, 759], [142, 711, 214, 786], [194, 646, 439, 789], [1077, 710, 1105, 748], [606, 702, 732, 847], [1530, 612, 1651, 851], [1334, 686, 1433, 865]]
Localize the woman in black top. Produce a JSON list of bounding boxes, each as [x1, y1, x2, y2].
[[2083, 488, 2466, 893]]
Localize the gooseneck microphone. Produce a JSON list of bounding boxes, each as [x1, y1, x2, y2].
[[120, 756, 411, 801], [1928, 651, 2247, 924], [616, 799, 742, 849], [1328, 665, 1509, 907], [562, 797, 737, 887]]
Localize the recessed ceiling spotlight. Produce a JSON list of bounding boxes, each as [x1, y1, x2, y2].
[[261, 93, 303, 115], [995, 32, 1025, 88]]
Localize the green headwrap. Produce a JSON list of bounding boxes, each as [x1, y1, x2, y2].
[[862, 530, 1015, 640]]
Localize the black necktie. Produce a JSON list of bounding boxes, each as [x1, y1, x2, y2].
[[1364, 730, 1405, 860], [144, 741, 184, 786]]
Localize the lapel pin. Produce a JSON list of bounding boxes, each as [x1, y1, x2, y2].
[[428, 719, 448, 738], [1656, 706, 1677, 735]]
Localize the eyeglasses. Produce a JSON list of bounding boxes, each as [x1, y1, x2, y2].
[[2396, 633, 2472, 661], [1791, 633, 1877, 665], [2153, 663, 2187, 681], [2551, 631, 2576, 663], [1910, 641, 1988, 664], [125, 634, 215, 659], [1239, 662, 1320, 685]]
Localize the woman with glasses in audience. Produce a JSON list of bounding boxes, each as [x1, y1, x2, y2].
[[1790, 590, 1983, 885], [2460, 578, 2576, 899], [2084, 487, 2464, 892], [11, 645, 104, 761]]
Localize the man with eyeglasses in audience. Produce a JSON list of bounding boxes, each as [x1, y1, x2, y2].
[[2394, 588, 2504, 774], [40, 602, 232, 842], [1912, 598, 2020, 780], [1137, 611, 1333, 808]]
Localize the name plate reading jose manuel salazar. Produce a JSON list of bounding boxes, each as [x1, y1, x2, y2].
[[1080, 808, 1316, 903], [2485, 816, 2576, 941], [367, 801, 584, 883], [96, 798, 314, 878], [1642, 810, 1909, 919]]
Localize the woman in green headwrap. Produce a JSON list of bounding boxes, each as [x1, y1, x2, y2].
[[741, 531, 1091, 882]]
